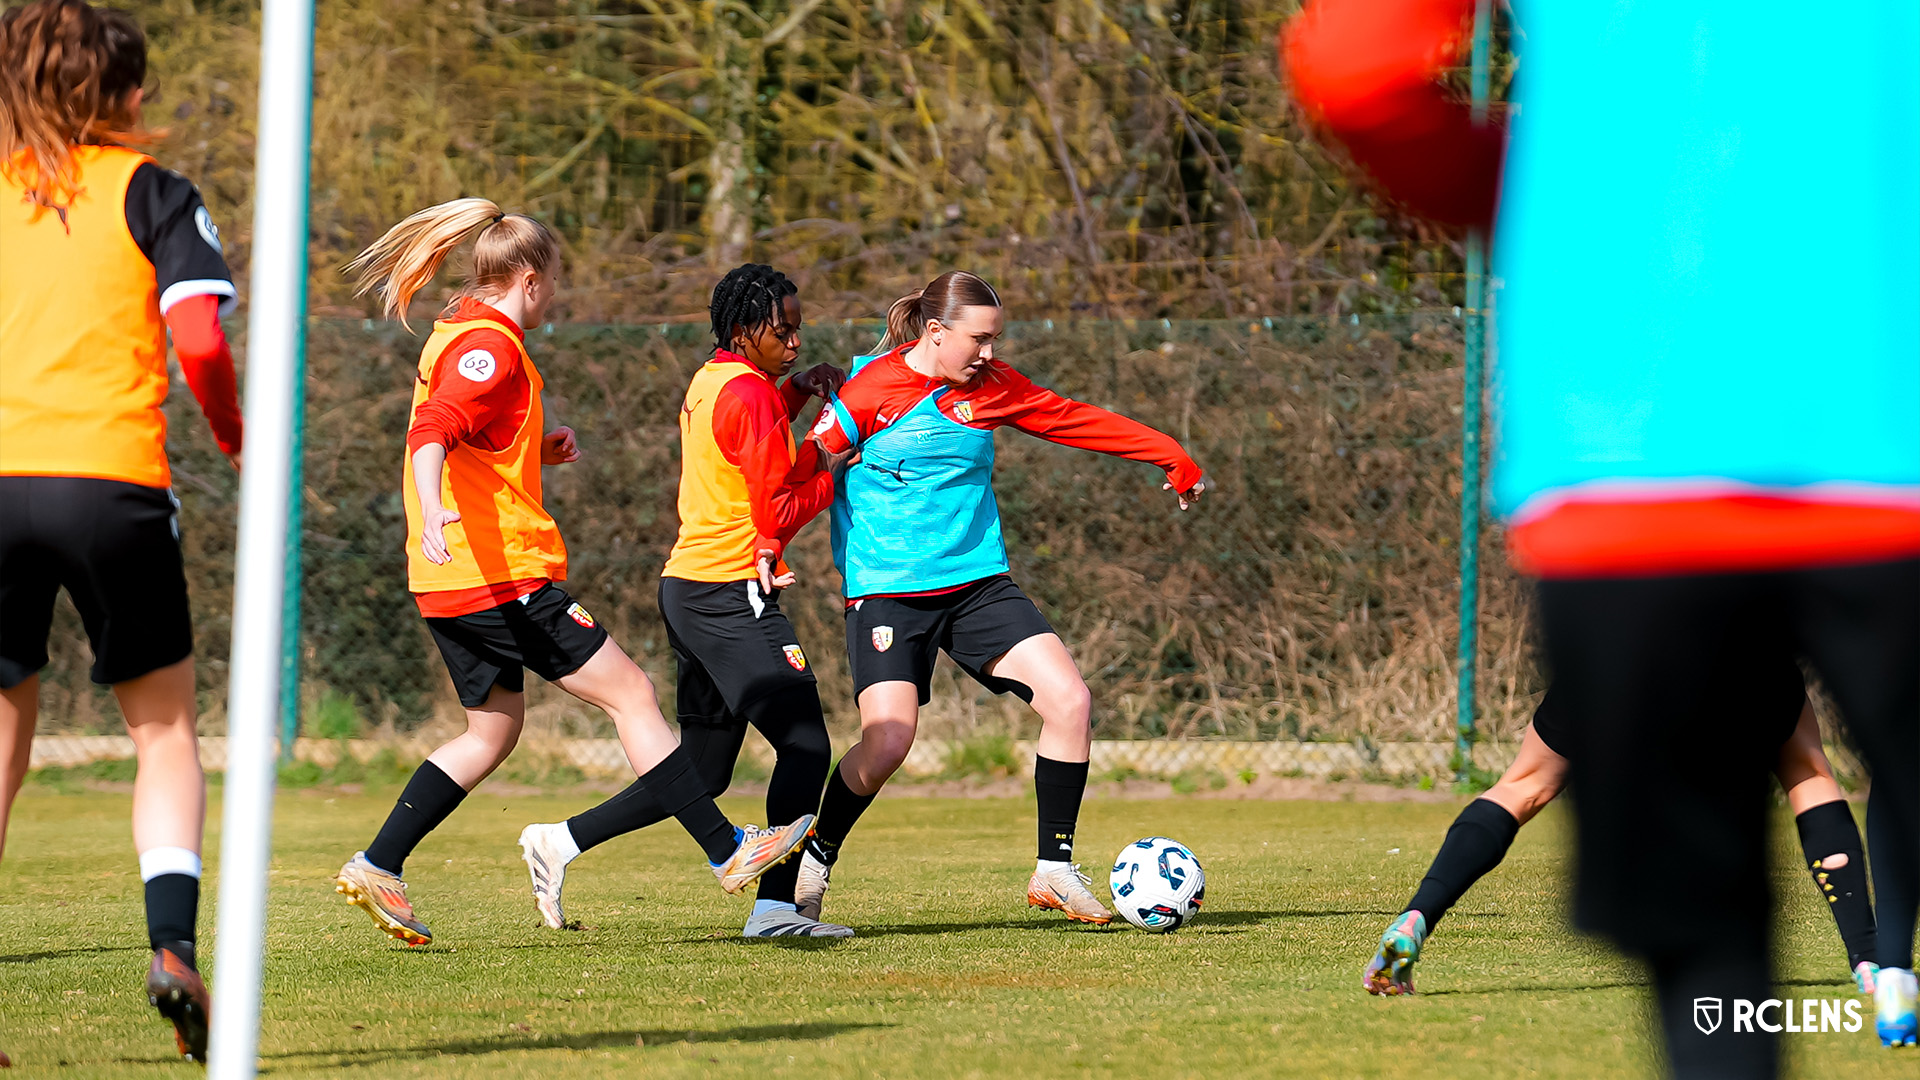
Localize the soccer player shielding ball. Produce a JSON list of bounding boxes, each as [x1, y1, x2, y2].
[[0, 0, 245, 1061], [795, 271, 1207, 926], [331, 202, 812, 947], [520, 264, 856, 939]]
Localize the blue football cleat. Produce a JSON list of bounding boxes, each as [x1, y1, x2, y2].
[[1877, 967, 1918, 1048]]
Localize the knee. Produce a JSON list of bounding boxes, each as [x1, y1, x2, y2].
[[860, 720, 917, 776], [1035, 680, 1092, 729]]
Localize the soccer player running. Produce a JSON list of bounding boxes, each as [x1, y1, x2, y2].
[[519, 264, 857, 939], [1285, 0, 1918, 1068], [1365, 670, 1880, 997], [0, 0, 243, 1060], [794, 271, 1207, 927], [332, 203, 812, 947]]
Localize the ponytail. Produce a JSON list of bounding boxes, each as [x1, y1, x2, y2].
[[877, 290, 925, 352], [345, 197, 559, 329], [876, 271, 1001, 352]]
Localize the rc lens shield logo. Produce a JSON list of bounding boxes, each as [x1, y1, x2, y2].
[[1692, 997, 1864, 1035], [566, 602, 595, 629], [783, 644, 808, 671], [871, 625, 894, 652]]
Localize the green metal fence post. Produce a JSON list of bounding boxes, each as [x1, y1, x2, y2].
[[1456, 0, 1493, 782], [277, 334, 307, 764]]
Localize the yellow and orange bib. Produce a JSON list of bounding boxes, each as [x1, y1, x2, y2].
[[402, 315, 567, 592]]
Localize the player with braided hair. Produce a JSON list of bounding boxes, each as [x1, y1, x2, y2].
[[520, 263, 857, 938]]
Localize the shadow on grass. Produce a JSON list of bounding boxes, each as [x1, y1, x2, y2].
[[0, 944, 143, 964], [753, 908, 1331, 940], [259, 1020, 893, 1066]]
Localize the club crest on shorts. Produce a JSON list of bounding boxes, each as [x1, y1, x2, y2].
[[871, 625, 895, 652], [783, 644, 808, 671], [566, 602, 595, 629], [951, 400, 974, 423]]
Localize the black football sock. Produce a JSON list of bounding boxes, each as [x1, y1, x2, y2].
[[365, 760, 468, 876], [1867, 788, 1917, 971], [745, 687, 832, 904], [1794, 800, 1877, 970], [567, 725, 745, 854], [140, 846, 202, 961], [805, 759, 877, 866], [1405, 797, 1520, 930], [1034, 755, 1090, 862], [569, 747, 738, 864]]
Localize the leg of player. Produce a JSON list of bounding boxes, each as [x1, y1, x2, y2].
[[338, 683, 525, 946], [985, 633, 1112, 926], [738, 687, 852, 938], [0, 674, 38, 862], [521, 639, 813, 910], [115, 657, 211, 1060], [1773, 698, 1879, 993], [797, 681, 920, 919], [1364, 720, 1566, 996]]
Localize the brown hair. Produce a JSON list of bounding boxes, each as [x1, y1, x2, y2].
[[344, 197, 560, 330], [0, 0, 151, 209], [877, 270, 1002, 352]]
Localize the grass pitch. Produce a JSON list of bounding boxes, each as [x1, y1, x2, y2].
[[0, 785, 1898, 1078]]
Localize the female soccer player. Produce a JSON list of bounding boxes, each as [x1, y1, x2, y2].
[[1364, 669, 1879, 998], [519, 263, 857, 939], [793, 271, 1206, 926], [0, 0, 243, 1060], [332, 202, 812, 947]]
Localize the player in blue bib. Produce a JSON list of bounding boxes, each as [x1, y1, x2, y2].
[[792, 271, 1206, 926]]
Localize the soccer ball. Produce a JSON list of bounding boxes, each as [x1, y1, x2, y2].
[[1109, 836, 1205, 932]]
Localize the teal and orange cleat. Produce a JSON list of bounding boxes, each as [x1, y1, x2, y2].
[[1877, 966, 1917, 1048], [1363, 910, 1427, 996]]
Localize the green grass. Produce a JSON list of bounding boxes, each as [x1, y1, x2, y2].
[[0, 789, 1901, 1077]]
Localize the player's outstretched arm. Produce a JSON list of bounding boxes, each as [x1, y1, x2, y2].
[[999, 372, 1205, 508]]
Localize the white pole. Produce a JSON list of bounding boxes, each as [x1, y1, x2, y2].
[[208, 0, 313, 1074]]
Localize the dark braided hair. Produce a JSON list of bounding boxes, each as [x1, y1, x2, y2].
[[708, 263, 798, 352]]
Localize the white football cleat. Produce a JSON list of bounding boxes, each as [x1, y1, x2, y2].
[[1027, 861, 1113, 925], [711, 817, 813, 894], [743, 904, 855, 939], [794, 852, 833, 921], [517, 822, 579, 929]]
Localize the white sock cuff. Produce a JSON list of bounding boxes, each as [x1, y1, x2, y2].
[[1035, 858, 1072, 872], [140, 847, 203, 882], [554, 824, 583, 863]]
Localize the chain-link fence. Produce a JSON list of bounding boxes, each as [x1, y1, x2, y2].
[[34, 312, 1541, 745]]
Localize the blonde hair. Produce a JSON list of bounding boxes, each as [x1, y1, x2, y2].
[[344, 197, 559, 329], [877, 270, 1002, 352], [0, 0, 151, 209]]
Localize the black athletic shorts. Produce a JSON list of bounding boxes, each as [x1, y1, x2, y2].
[[0, 475, 193, 688], [845, 575, 1055, 705], [425, 583, 609, 707], [1529, 656, 1808, 759], [659, 576, 816, 726]]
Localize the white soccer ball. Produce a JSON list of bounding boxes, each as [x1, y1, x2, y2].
[[1109, 836, 1205, 932]]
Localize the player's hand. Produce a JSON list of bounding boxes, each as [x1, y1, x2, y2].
[[755, 548, 797, 594], [1164, 478, 1205, 511], [790, 363, 848, 399], [225, 450, 242, 474], [542, 426, 580, 464], [420, 506, 462, 565], [818, 440, 861, 473]]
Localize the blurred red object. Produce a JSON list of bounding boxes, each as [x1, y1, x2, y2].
[[1280, 0, 1504, 229]]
